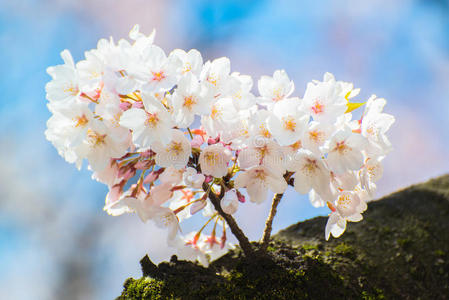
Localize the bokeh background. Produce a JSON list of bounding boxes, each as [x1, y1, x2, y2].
[[1, 0, 448, 299]]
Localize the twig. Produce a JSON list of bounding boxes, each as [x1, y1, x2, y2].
[[202, 182, 254, 256], [260, 193, 284, 251]]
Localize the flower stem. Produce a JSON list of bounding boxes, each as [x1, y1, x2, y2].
[[203, 182, 254, 256], [260, 193, 284, 251]]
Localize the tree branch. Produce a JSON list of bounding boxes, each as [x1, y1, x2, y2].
[[202, 182, 254, 256], [260, 193, 284, 251]]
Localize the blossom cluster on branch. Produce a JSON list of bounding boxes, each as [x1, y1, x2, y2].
[[45, 25, 394, 264]]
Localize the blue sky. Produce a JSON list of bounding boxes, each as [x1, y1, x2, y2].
[[1, 0, 448, 299]]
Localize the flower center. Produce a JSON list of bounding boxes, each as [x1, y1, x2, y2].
[[169, 142, 183, 155], [272, 88, 283, 101], [207, 75, 218, 86], [334, 141, 350, 154], [152, 71, 165, 82], [303, 158, 318, 174], [183, 96, 197, 109], [337, 194, 352, 209], [182, 62, 192, 74], [254, 169, 267, 180], [259, 125, 272, 138], [289, 140, 302, 151], [205, 152, 219, 166], [309, 130, 323, 143], [311, 100, 324, 114], [210, 106, 221, 119], [282, 117, 297, 132], [64, 84, 79, 96], [74, 114, 89, 127], [87, 129, 106, 147], [145, 113, 159, 128]]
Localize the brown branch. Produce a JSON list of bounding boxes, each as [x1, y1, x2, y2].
[[260, 193, 284, 251], [202, 182, 254, 256]]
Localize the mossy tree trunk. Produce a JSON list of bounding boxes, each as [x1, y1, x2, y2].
[[118, 175, 449, 299]]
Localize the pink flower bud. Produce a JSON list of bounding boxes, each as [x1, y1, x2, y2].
[[143, 171, 159, 184], [134, 160, 151, 170], [220, 231, 227, 249], [190, 200, 207, 215], [119, 102, 132, 111], [122, 168, 136, 181], [190, 135, 204, 148], [132, 101, 144, 108], [207, 138, 217, 145], [236, 190, 246, 203], [140, 149, 154, 158]]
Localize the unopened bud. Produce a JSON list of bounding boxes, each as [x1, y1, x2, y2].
[[221, 190, 239, 215]]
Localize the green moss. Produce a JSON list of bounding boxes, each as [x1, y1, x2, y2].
[[435, 249, 445, 256], [118, 175, 449, 299], [334, 242, 355, 258], [397, 238, 412, 249], [118, 278, 168, 300], [301, 243, 318, 251]]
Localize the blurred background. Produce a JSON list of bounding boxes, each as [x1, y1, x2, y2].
[[1, 0, 448, 299]]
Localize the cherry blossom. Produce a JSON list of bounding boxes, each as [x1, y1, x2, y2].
[[199, 143, 232, 178], [45, 25, 395, 265], [234, 166, 287, 204], [119, 93, 173, 148], [257, 70, 294, 106], [152, 129, 191, 169]]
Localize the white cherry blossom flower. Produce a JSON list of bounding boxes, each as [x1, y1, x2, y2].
[[119, 93, 173, 148], [229, 72, 256, 110], [302, 121, 333, 155], [289, 149, 332, 200], [334, 190, 367, 219], [359, 156, 384, 196], [321, 72, 360, 100], [46, 50, 80, 103], [302, 74, 347, 123], [200, 57, 232, 96], [267, 98, 309, 146], [201, 98, 238, 139], [76, 121, 130, 171], [169, 73, 213, 128], [221, 190, 239, 215], [325, 212, 347, 240], [199, 143, 232, 178], [257, 70, 294, 106], [132, 45, 181, 93], [361, 96, 395, 156], [171, 48, 203, 77], [325, 126, 366, 174], [183, 167, 205, 189], [159, 166, 184, 186], [219, 109, 253, 147], [46, 98, 93, 149], [249, 109, 275, 141], [234, 165, 287, 204], [325, 190, 368, 240], [151, 206, 180, 240], [237, 139, 286, 175], [76, 50, 104, 92], [152, 129, 191, 169]]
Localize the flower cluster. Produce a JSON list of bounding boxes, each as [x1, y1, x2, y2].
[[45, 25, 394, 264]]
